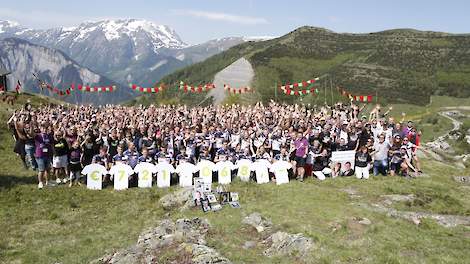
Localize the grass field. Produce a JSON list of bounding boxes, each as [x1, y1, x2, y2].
[[1, 95, 470, 263]]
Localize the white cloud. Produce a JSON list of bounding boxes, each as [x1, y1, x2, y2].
[[174, 9, 268, 25]]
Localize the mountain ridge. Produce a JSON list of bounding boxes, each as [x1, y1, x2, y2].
[[0, 37, 133, 105]]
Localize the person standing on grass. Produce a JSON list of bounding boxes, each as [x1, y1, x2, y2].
[[34, 123, 52, 189], [52, 131, 69, 184], [371, 133, 390, 176], [293, 131, 309, 181], [68, 140, 82, 187], [355, 146, 372, 179]]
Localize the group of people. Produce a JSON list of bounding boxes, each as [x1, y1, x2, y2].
[[7, 100, 422, 189]]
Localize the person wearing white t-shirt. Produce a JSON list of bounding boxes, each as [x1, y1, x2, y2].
[[252, 159, 270, 184], [134, 162, 157, 188], [109, 163, 134, 190], [235, 159, 253, 182], [270, 160, 292, 185], [155, 162, 175, 188], [82, 163, 107, 190], [214, 160, 234, 185], [196, 160, 215, 184], [175, 161, 198, 187]]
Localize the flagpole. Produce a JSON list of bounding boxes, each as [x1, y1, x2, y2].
[[375, 87, 378, 104], [274, 81, 278, 102], [330, 76, 333, 106], [324, 75, 327, 105]]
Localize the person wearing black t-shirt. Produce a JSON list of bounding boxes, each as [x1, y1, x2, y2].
[[52, 131, 69, 184], [355, 146, 372, 179]]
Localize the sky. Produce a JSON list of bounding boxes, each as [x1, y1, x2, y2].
[[1, 0, 469, 44]]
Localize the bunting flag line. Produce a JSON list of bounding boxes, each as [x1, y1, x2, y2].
[[281, 87, 319, 96], [337, 87, 373, 102], [72, 84, 116, 92], [39, 82, 72, 97], [279, 77, 320, 90], [223, 84, 252, 94], [129, 83, 165, 93], [179, 81, 215, 93]]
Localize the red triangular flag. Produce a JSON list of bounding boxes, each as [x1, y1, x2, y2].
[[367, 95, 372, 102], [360, 95, 364, 102]]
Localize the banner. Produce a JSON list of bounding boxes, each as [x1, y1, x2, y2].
[[223, 84, 252, 94], [331, 150, 356, 172]]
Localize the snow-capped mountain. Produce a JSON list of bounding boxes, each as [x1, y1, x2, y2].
[[0, 19, 187, 82], [0, 38, 132, 105], [0, 19, 273, 92]]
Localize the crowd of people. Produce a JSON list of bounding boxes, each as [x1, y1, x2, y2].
[[7, 100, 422, 189]]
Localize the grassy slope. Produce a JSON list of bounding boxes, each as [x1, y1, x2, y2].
[[130, 27, 470, 106], [1, 95, 470, 263]]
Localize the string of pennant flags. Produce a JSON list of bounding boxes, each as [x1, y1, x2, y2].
[[130, 83, 166, 93], [337, 87, 374, 102], [25, 75, 376, 103], [223, 84, 253, 94], [279, 77, 320, 96], [179, 81, 215, 93]]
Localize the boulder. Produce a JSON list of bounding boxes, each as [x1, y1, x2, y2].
[[263, 231, 313, 259], [159, 187, 193, 211], [242, 241, 257, 249], [180, 243, 232, 264], [93, 218, 230, 264], [242, 212, 273, 233], [357, 217, 372, 225], [453, 176, 470, 185]]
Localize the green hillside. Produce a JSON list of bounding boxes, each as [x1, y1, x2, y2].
[[130, 26, 470, 106], [1, 94, 470, 263]]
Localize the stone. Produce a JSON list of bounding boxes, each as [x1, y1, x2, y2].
[[409, 215, 421, 225], [159, 187, 193, 211], [381, 194, 415, 203], [93, 217, 230, 263], [357, 217, 372, 225], [242, 212, 272, 233], [180, 243, 232, 264], [357, 203, 470, 228], [243, 241, 257, 249], [453, 176, 470, 185], [263, 231, 314, 259]]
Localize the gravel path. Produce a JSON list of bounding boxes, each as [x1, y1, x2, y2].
[[208, 57, 254, 105]]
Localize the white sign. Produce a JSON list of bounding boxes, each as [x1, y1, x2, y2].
[[215, 161, 233, 185], [197, 160, 215, 184], [82, 164, 107, 190], [176, 162, 198, 187], [134, 162, 157, 188], [155, 162, 175, 188], [331, 150, 356, 172], [253, 160, 270, 184], [109, 163, 134, 190], [236, 159, 252, 182], [270, 160, 292, 185]]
